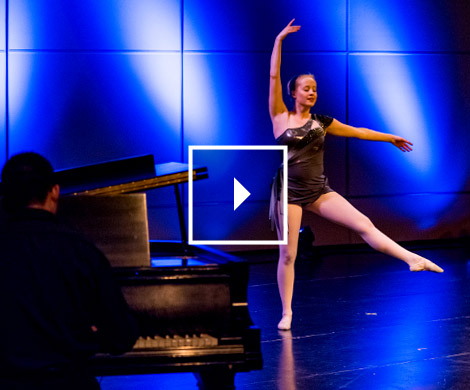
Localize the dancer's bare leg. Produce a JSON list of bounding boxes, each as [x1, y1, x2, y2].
[[306, 192, 443, 273], [277, 204, 303, 330]]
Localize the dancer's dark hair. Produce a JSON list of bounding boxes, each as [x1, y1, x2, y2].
[[287, 73, 315, 97]]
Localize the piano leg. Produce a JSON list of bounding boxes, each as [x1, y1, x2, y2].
[[194, 367, 236, 390], [173, 183, 189, 262]]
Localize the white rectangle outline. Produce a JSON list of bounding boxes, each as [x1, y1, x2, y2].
[[188, 145, 288, 245]]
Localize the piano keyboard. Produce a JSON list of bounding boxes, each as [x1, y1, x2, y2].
[[93, 333, 243, 363], [133, 334, 218, 350]]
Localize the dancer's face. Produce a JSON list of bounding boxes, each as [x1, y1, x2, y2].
[[293, 76, 317, 107]]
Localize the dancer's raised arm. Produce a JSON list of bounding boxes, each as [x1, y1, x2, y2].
[[269, 19, 300, 125]]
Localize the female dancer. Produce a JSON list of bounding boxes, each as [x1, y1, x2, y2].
[[269, 20, 444, 331]]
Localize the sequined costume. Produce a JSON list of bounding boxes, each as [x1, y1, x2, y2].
[[269, 113, 334, 236]]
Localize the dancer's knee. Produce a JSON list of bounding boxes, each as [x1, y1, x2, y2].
[[279, 250, 297, 266], [354, 216, 375, 236]]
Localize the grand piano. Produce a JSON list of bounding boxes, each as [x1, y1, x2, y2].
[[55, 155, 262, 389]]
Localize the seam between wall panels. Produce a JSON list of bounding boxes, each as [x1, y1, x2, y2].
[[181, 0, 184, 164], [5, 0, 9, 158], [346, 0, 352, 244], [180, 0, 187, 216]]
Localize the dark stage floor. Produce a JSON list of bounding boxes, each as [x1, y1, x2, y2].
[[99, 240, 470, 390]]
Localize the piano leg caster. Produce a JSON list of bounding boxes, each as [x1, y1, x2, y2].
[[194, 367, 236, 390]]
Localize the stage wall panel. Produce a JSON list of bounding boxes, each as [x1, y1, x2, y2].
[[350, 0, 470, 52], [9, 0, 181, 51], [348, 54, 470, 196], [8, 52, 181, 170], [184, 0, 346, 52], [0, 1, 4, 51], [0, 52, 5, 168], [349, 194, 470, 244]]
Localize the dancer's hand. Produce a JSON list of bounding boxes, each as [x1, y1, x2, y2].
[[391, 135, 413, 152], [276, 19, 301, 41]]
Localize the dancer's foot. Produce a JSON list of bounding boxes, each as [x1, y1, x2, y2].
[[278, 313, 292, 330], [409, 258, 444, 273]]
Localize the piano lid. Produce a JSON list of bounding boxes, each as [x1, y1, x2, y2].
[[55, 154, 157, 196], [55, 155, 208, 196]]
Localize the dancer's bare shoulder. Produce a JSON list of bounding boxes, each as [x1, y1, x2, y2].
[[272, 111, 290, 139]]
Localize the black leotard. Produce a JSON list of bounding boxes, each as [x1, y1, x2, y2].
[[269, 113, 334, 235]]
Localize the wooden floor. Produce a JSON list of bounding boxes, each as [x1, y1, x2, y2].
[[99, 240, 470, 389]]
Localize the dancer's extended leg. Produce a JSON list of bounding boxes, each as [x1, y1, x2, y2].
[[277, 204, 303, 330], [306, 192, 443, 273]]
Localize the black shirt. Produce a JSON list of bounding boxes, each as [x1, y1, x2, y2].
[[0, 208, 138, 377]]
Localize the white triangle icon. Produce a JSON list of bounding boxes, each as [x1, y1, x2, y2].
[[234, 177, 251, 211]]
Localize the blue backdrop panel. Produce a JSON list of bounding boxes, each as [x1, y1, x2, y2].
[[190, 149, 278, 242], [9, 0, 181, 51], [348, 54, 470, 198], [0, 1, 5, 51], [8, 52, 181, 169], [147, 203, 183, 241], [350, 194, 470, 242], [350, 0, 470, 52], [183, 53, 346, 134], [0, 52, 5, 168], [183, 52, 273, 151], [192, 149, 280, 204], [184, 0, 346, 51]]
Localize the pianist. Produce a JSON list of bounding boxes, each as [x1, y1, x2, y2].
[[0, 152, 138, 390]]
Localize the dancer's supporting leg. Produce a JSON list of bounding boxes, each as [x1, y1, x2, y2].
[[277, 204, 303, 330], [306, 192, 443, 273]]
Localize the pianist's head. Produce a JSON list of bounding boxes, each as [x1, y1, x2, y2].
[[1, 152, 60, 214]]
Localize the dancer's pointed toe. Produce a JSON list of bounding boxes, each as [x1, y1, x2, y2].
[[410, 259, 444, 273]]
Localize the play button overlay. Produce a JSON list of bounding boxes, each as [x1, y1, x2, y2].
[[188, 145, 287, 245], [234, 177, 251, 211]]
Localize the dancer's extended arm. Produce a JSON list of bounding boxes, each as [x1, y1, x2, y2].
[[327, 119, 413, 152]]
